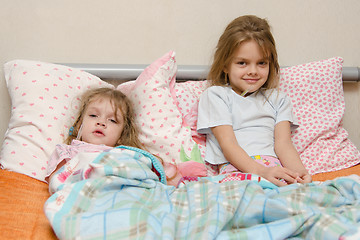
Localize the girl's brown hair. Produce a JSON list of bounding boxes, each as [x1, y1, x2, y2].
[[65, 87, 143, 149], [208, 15, 280, 90]]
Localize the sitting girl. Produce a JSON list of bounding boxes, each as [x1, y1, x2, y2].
[[197, 15, 311, 186], [46, 87, 206, 187]]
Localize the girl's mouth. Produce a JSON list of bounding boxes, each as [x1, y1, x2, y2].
[[93, 130, 104, 136], [244, 79, 259, 83]]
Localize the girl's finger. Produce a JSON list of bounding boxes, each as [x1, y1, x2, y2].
[[272, 178, 288, 187], [282, 167, 300, 179], [279, 172, 297, 184]]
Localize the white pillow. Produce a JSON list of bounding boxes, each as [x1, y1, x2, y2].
[[0, 60, 113, 181], [279, 57, 360, 174], [117, 51, 206, 169]]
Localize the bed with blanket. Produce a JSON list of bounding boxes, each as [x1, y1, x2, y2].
[[1, 51, 360, 239]]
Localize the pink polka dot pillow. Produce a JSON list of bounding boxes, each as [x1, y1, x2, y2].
[[175, 80, 209, 147], [0, 60, 113, 181], [279, 57, 360, 175], [117, 51, 205, 167]]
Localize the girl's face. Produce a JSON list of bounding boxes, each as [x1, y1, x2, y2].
[[79, 98, 124, 147], [225, 39, 269, 96]]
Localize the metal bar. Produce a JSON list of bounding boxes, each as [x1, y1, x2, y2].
[[63, 63, 360, 82], [342, 67, 360, 82]]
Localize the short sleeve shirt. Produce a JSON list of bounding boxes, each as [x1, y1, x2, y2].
[[197, 86, 298, 165]]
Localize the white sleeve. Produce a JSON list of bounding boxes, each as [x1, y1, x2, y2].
[[197, 86, 233, 134], [275, 92, 299, 129]]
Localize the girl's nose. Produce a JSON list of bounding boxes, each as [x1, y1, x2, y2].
[[96, 122, 106, 128], [248, 65, 258, 76]]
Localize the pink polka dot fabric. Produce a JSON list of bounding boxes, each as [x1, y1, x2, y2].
[[1, 60, 113, 181], [175, 80, 209, 117], [117, 51, 202, 166], [175, 80, 208, 148], [279, 57, 360, 175]]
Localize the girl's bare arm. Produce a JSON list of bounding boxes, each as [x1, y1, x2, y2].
[[274, 121, 312, 183], [211, 125, 299, 186]]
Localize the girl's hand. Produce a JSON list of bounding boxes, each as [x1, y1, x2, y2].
[[295, 173, 312, 184], [259, 166, 300, 187]]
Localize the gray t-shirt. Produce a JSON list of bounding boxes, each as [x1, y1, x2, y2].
[[197, 86, 298, 165]]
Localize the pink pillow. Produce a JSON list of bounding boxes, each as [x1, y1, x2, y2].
[[175, 81, 208, 146], [117, 51, 206, 168], [0, 60, 113, 181], [279, 57, 360, 174]]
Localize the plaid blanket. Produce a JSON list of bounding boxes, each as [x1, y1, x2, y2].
[[44, 147, 360, 239]]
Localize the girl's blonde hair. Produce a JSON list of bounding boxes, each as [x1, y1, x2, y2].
[[65, 87, 176, 183], [65, 87, 143, 149], [208, 15, 280, 90]]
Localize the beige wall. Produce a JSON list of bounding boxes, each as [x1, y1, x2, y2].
[[1, 0, 360, 147]]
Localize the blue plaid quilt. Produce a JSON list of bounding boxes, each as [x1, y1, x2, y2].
[[44, 146, 360, 239]]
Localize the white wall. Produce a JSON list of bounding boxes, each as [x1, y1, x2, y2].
[[1, 0, 360, 147]]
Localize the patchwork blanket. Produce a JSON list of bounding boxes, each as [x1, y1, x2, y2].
[[44, 147, 360, 239]]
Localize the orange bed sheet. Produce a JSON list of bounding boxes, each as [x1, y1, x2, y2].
[[312, 163, 360, 181], [0, 169, 57, 240], [0, 164, 359, 239]]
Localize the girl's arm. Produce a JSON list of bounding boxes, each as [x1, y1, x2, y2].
[[211, 125, 300, 186], [274, 121, 312, 183]]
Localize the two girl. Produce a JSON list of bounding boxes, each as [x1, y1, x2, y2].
[[197, 15, 311, 186], [47, 15, 311, 188]]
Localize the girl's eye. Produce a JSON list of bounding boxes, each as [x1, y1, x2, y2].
[[89, 114, 97, 118], [237, 61, 246, 66], [109, 119, 118, 124], [259, 61, 268, 66]]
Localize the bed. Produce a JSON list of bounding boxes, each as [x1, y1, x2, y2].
[[1, 50, 360, 239]]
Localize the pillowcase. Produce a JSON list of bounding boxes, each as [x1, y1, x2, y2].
[[117, 51, 206, 169], [0, 60, 113, 181], [279, 57, 360, 175], [175, 80, 209, 147]]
